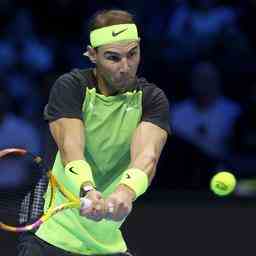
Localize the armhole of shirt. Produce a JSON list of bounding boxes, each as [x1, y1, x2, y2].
[[141, 81, 171, 134]]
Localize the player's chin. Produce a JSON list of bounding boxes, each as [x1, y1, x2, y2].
[[115, 81, 136, 93]]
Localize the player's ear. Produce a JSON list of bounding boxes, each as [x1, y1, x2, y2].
[[84, 45, 97, 64]]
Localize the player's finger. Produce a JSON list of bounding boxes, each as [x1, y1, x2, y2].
[[80, 198, 93, 216], [87, 204, 106, 221], [105, 202, 115, 220], [87, 190, 102, 201], [86, 198, 106, 221], [112, 203, 130, 221]]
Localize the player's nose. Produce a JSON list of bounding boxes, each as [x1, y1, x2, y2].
[[120, 58, 129, 73]]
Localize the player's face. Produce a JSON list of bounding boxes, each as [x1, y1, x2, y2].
[[95, 41, 140, 94]]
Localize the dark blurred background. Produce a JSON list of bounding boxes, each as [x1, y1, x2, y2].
[[1, 0, 256, 255]]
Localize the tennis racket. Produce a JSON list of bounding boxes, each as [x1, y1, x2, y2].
[[0, 148, 92, 232]]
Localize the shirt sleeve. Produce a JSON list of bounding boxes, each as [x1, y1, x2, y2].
[[141, 85, 171, 134], [44, 73, 85, 122]]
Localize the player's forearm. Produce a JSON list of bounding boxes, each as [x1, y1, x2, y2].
[[116, 153, 158, 201], [115, 151, 158, 202], [60, 138, 84, 166], [49, 118, 96, 196], [116, 122, 167, 199], [129, 122, 167, 183], [128, 150, 158, 183], [49, 118, 85, 166]]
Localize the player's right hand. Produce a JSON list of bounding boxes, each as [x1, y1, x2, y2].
[[80, 190, 106, 222]]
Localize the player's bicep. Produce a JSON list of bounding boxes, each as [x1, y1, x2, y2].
[[49, 118, 83, 146]]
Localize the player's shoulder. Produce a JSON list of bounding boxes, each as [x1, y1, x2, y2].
[[137, 76, 168, 100], [55, 68, 94, 89], [137, 77, 157, 90]]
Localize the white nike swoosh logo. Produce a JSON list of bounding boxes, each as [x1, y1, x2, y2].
[[126, 107, 135, 112]]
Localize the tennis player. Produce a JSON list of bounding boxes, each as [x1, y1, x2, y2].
[[18, 9, 170, 256]]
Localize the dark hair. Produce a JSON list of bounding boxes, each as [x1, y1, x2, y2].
[[88, 9, 135, 33]]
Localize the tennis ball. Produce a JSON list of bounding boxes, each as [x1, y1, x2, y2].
[[210, 171, 236, 196]]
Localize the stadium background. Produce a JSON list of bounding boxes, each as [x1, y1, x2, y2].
[[1, 0, 256, 255]]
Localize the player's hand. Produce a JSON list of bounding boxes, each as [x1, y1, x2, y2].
[[80, 190, 106, 222], [104, 185, 135, 222]]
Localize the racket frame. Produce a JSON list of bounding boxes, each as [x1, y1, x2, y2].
[[0, 148, 81, 232]]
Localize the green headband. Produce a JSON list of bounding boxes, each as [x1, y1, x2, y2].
[[90, 24, 139, 48]]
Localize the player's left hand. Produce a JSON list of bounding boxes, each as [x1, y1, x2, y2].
[[80, 190, 106, 222], [104, 185, 135, 222]]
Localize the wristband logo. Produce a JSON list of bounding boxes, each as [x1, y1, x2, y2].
[[69, 167, 79, 175], [112, 28, 128, 37]]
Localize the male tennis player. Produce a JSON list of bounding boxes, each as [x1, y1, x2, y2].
[[18, 9, 170, 256]]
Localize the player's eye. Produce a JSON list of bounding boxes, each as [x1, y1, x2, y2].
[[128, 51, 137, 58], [106, 55, 121, 62]]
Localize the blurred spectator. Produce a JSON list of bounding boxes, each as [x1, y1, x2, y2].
[[165, 0, 239, 63], [0, 9, 54, 121], [0, 86, 41, 189], [172, 62, 241, 158], [5, 62, 45, 122], [6, 9, 54, 74], [162, 0, 254, 97], [169, 62, 241, 187]]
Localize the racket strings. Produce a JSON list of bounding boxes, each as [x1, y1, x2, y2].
[[30, 175, 49, 221], [0, 173, 49, 227]]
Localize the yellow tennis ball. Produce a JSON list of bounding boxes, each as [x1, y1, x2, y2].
[[210, 171, 236, 196]]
